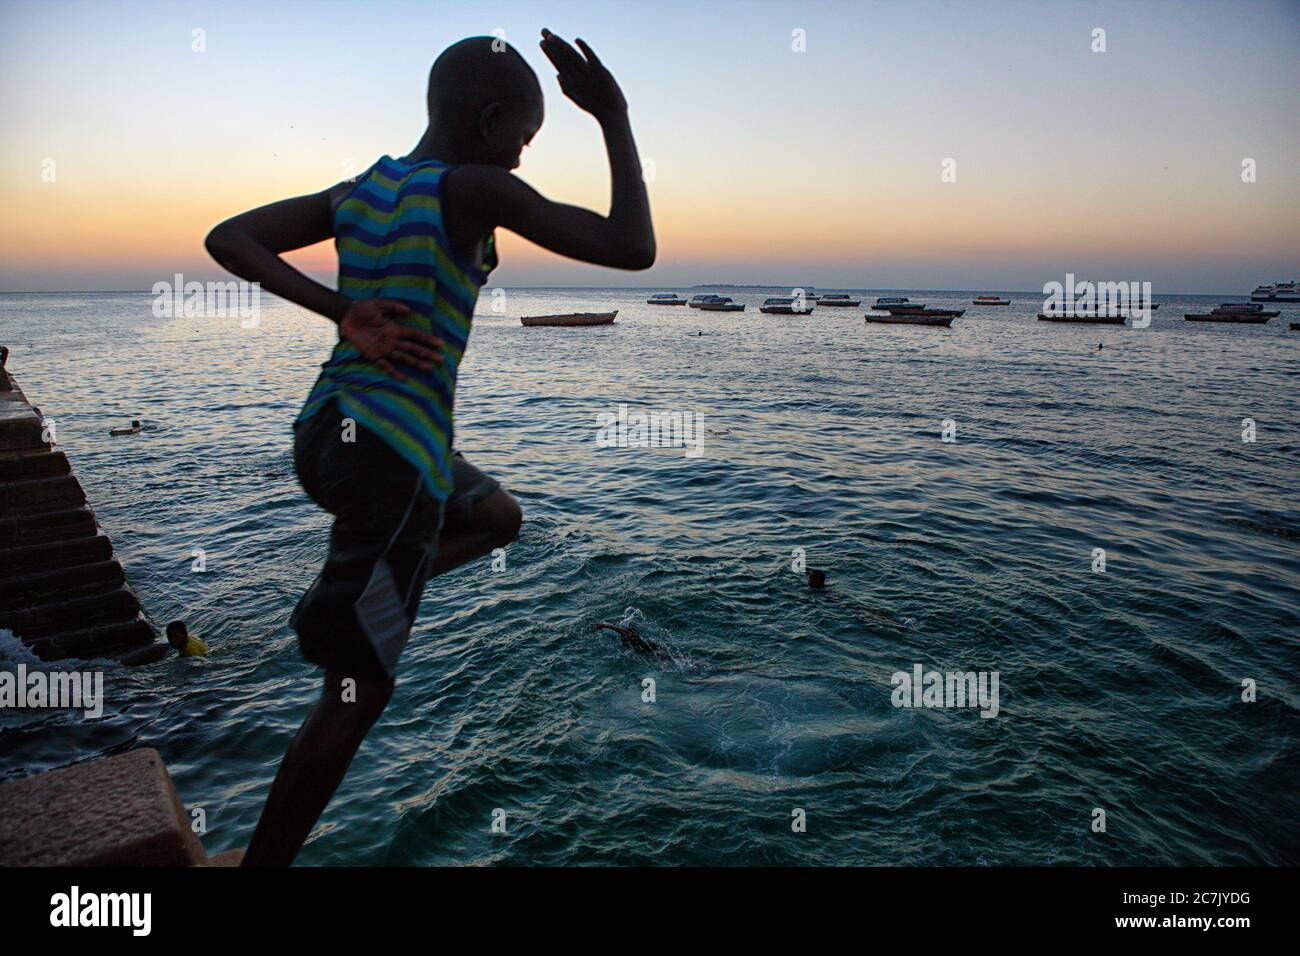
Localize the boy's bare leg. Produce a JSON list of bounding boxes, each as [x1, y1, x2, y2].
[[425, 487, 521, 576], [242, 670, 394, 866], [242, 489, 520, 866]]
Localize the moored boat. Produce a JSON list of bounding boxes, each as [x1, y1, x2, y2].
[[1251, 281, 1300, 303], [688, 294, 725, 308], [646, 293, 687, 305], [972, 295, 1011, 305], [521, 311, 618, 327], [1184, 303, 1277, 323], [698, 297, 745, 312], [817, 294, 861, 307], [865, 313, 954, 328], [1037, 312, 1127, 324], [760, 296, 815, 314], [872, 296, 921, 312]]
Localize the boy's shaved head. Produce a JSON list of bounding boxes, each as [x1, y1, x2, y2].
[[427, 36, 542, 124]]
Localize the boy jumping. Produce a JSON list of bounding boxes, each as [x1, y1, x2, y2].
[[205, 29, 654, 865]]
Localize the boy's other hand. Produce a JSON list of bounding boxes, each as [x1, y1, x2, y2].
[[340, 299, 444, 381], [540, 29, 627, 121]]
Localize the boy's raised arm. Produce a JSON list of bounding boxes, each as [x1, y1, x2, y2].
[[446, 30, 655, 270]]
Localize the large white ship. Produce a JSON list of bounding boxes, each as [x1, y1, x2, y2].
[[1250, 281, 1300, 302]]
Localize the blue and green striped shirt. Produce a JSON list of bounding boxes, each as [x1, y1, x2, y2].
[[297, 155, 497, 500]]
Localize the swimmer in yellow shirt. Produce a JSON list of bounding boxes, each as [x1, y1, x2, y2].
[[166, 620, 208, 658]]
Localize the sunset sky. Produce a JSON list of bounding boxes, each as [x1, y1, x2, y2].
[[1, 0, 1296, 293]]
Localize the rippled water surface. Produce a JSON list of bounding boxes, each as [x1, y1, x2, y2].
[[2, 289, 1298, 865]]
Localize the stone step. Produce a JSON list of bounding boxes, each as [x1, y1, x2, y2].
[[0, 533, 113, 578], [0, 558, 126, 608], [0, 472, 86, 514], [0, 447, 70, 482], [0, 585, 140, 637], [0, 505, 98, 548], [26, 616, 157, 661], [0, 748, 209, 866]]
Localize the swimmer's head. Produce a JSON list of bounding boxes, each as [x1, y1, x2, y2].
[[807, 569, 827, 589], [166, 620, 188, 649]]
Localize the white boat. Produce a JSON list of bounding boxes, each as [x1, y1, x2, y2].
[[760, 296, 815, 314], [1251, 281, 1300, 303], [688, 294, 724, 308], [818, 294, 861, 306], [646, 293, 687, 305]]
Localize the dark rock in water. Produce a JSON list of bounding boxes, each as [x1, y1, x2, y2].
[[808, 569, 827, 589]]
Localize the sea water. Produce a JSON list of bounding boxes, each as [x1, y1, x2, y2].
[[1, 288, 1297, 865]]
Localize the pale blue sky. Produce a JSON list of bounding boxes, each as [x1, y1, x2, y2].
[[1, 0, 1297, 292]]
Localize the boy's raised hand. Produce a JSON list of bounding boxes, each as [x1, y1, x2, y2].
[[540, 28, 626, 120], [339, 299, 444, 381]]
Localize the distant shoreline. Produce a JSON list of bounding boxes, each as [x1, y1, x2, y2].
[[0, 287, 1254, 298]]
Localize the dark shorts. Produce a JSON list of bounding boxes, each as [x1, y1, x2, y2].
[[290, 399, 500, 679]]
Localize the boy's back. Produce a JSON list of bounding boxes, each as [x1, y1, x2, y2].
[[303, 155, 499, 500]]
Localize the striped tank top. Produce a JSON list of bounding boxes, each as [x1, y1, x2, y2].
[[297, 155, 497, 500]]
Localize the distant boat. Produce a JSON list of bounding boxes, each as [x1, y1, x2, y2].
[[1185, 303, 1277, 323], [910, 307, 964, 318], [1037, 312, 1126, 324], [698, 297, 745, 312], [521, 311, 617, 327], [972, 295, 1011, 306], [865, 313, 954, 328], [688, 294, 725, 308], [760, 296, 815, 314], [1251, 281, 1300, 303], [872, 296, 920, 312], [646, 293, 687, 305], [817, 294, 861, 307]]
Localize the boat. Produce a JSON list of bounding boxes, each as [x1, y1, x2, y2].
[[972, 295, 1011, 306], [688, 294, 725, 308], [909, 307, 964, 318], [1251, 281, 1300, 303], [865, 313, 954, 328], [760, 296, 815, 314], [698, 297, 745, 312], [1185, 303, 1277, 323], [520, 311, 617, 327], [646, 293, 687, 305], [872, 296, 921, 312], [817, 294, 861, 307], [1037, 313, 1126, 324]]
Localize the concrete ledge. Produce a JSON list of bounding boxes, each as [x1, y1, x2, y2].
[[0, 749, 209, 866]]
